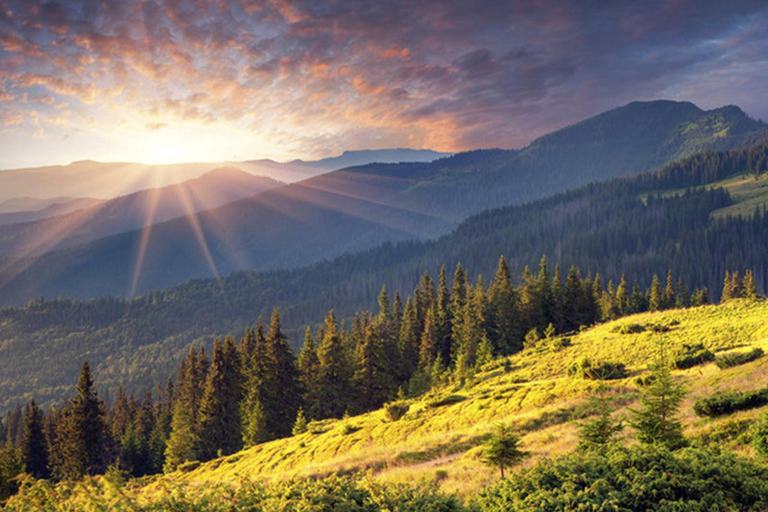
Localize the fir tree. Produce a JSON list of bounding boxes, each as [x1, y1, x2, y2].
[[198, 337, 243, 460], [399, 297, 421, 374], [297, 327, 321, 421], [630, 342, 687, 450], [164, 347, 208, 471], [292, 408, 308, 436], [419, 305, 439, 369], [353, 324, 394, 412], [317, 311, 352, 419], [744, 269, 758, 299], [20, 399, 50, 479], [481, 424, 526, 479], [616, 275, 630, 316], [649, 274, 663, 311], [664, 270, 676, 309], [489, 256, 519, 355], [263, 309, 301, 439], [721, 270, 734, 302], [578, 390, 623, 452], [51, 361, 113, 479]]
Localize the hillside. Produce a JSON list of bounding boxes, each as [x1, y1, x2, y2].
[[7, 299, 767, 510], [171, 300, 768, 495], [0, 197, 104, 224], [1, 101, 765, 305], [0, 168, 284, 259], [0, 143, 766, 409]]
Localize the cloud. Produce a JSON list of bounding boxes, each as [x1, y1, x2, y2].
[[0, 0, 767, 167]]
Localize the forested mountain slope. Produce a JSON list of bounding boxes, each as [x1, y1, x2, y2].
[[1, 101, 764, 304], [0, 143, 767, 410]]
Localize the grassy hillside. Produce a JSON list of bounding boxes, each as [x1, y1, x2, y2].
[[165, 300, 768, 496]]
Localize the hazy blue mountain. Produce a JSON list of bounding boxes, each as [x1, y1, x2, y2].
[[0, 168, 284, 259], [0, 197, 104, 225]]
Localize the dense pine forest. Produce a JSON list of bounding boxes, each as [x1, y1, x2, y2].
[[2, 254, 747, 496]]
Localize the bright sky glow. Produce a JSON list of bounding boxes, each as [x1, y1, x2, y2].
[[1, 0, 767, 169]]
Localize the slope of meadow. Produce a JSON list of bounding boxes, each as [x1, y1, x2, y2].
[[171, 299, 768, 497]]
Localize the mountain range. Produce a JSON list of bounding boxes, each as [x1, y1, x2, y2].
[[0, 100, 765, 306], [0, 101, 767, 409]]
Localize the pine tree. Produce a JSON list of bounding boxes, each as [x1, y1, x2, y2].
[[630, 342, 687, 450], [297, 327, 321, 421], [51, 361, 113, 479], [664, 270, 676, 309], [353, 324, 394, 412], [164, 347, 208, 471], [263, 309, 301, 439], [317, 311, 352, 419], [744, 269, 758, 299], [419, 305, 439, 369], [481, 424, 526, 479], [198, 337, 243, 460], [578, 390, 623, 451], [616, 275, 630, 316], [649, 274, 663, 311], [400, 297, 421, 373], [292, 408, 308, 436], [489, 256, 519, 355], [20, 399, 50, 479]]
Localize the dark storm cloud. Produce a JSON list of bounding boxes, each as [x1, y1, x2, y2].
[[0, 0, 766, 159]]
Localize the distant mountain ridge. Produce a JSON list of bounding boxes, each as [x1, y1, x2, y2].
[[0, 149, 453, 203], [0, 100, 765, 305], [0, 167, 283, 260], [0, 197, 104, 225]]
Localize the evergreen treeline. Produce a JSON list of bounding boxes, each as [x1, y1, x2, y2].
[[0, 259, 720, 489], [1, 143, 767, 411]]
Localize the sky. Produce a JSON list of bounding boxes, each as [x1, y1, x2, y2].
[[0, 0, 767, 169]]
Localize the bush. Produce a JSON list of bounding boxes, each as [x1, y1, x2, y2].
[[568, 358, 627, 380], [427, 395, 467, 408], [384, 401, 410, 421], [674, 343, 714, 369], [6, 474, 468, 511], [478, 446, 768, 511], [753, 414, 768, 458], [618, 323, 645, 334], [716, 347, 764, 369], [694, 387, 768, 417]]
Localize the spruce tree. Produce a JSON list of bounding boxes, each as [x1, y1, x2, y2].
[[51, 361, 113, 479], [489, 256, 519, 355], [721, 270, 734, 302], [20, 399, 50, 479], [353, 324, 394, 412], [263, 309, 301, 439], [317, 311, 352, 419], [419, 305, 438, 369], [481, 424, 526, 479], [616, 275, 630, 316], [297, 327, 321, 421], [241, 321, 269, 446], [664, 270, 676, 309], [744, 269, 758, 299], [630, 342, 687, 450], [649, 274, 663, 311], [399, 297, 420, 376], [198, 337, 243, 460], [164, 347, 208, 471]]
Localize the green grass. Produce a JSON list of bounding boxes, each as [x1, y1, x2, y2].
[[167, 299, 768, 496], [8, 299, 768, 506]]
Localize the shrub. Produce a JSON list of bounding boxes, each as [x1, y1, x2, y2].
[[384, 401, 410, 422], [427, 395, 467, 408], [618, 323, 645, 334], [753, 414, 768, 458], [674, 343, 714, 369], [694, 387, 768, 417], [478, 446, 768, 512], [567, 358, 627, 380], [716, 347, 764, 369]]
